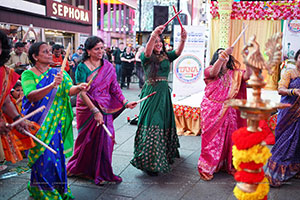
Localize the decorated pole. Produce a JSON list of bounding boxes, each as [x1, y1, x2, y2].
[[217, 0, 233, 48], [227, 33, 289, 200]]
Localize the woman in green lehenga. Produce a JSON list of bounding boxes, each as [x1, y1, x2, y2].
[[130, 25, 187, 176]]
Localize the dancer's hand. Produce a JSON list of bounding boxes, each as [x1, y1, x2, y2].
[[52, 72, 63, 87], [181, 28, 187, 42], [152, 25, 165, 36], [78, 83, 90, 92], [0, 121, 11, 135], [126, 101, 137, 109], [225, 46, 233, 55], [94, 112, 104, 125], [15, 120, 29, 135]]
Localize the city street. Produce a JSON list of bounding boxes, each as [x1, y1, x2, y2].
[[1, 83, 300, 200]]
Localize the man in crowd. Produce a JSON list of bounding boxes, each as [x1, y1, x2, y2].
[[71, 45, 83, 82], [112, 42, 124, 82], [50, 44, 70, 72], [5, 42, 30, 75]]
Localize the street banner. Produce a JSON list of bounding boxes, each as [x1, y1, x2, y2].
[[172, 25, 206, 102], [282, 20, 300, 59]]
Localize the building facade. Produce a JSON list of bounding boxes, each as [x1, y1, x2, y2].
[[97, 0, 137, 48], [0, 0, 93, 49]]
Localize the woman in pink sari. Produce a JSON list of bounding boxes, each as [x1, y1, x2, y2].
[[198, 47, 251, 180]]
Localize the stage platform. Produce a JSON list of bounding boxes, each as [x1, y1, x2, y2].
[[173, 88, 281, 136]]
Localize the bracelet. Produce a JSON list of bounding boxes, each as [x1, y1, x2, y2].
[[91, 107, 100, 115], [13, 115, 22, 121], [288, 89, 294, 96]]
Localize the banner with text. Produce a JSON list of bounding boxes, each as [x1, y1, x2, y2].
[[172, 25, 206, 102], [282, 20, 300, 59]]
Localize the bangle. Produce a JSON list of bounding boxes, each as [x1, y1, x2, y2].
[[13, 115, 22, 121], [91, 107, 100, 115], [288, 89, 294, 96], [291, 89, 296, 96]]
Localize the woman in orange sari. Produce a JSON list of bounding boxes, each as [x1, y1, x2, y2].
[[198, 47, 251, 180]]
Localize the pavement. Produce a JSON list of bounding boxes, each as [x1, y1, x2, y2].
[[1, 83, 300, 200]]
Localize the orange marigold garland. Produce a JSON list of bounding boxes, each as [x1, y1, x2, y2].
[[232, 128, 271, 200]]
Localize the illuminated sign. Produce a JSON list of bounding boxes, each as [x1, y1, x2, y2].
[[47, 0, 92, 25]]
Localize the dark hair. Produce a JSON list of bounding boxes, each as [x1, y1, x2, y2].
[[15, 42, 25, 48], [13, 80, 22, 89], [210, 48, 238, 76], [52, 44, 62, 52], [49, 41, 55, 46], [147, 34, 168, 81], [82, 36, 104, 62], [28, 42, 47, 65], [0, 30, 11, 66], [295, 49, 300, 62]]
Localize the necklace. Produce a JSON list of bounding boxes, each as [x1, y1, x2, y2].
[[88, 59, 100, 70], [35, 66, 48, 74]]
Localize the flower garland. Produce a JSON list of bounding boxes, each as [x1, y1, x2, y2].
[[232, 127, 272, 200], [232, 127, 269, 150], [234, 170, 265, 184], [239, 162, 264, 170], [173, 104, 201, 120], [233, 177, 269, 200], [211, 1, 300, 20], [232, 145, 271, 170]]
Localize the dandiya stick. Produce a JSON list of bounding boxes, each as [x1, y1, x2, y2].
[[53, 43, 71, 88], [102, 124, 117, 144], [86, 72, 98, 87], [11, 106, 46, 127], [164, 10, 182, 27], [136, 91, 157, 104], [172, 5, 183, 30], [242, 22, 246, 45], [60, 43, 71, 73], [231, 24, 248, 47], [23, 130, 57, 154]]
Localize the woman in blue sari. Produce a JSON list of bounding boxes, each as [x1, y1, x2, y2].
[[266, 49, 300, 186], [21, 42, 88, 199]]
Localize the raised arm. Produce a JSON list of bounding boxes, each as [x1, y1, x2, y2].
[[144, 25, 165, 57], [207, 47, 233, 78], [175, 28, 187, 56]]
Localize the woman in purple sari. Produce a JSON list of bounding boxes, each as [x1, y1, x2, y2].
[[66, 36, 136, 185], [198, 47, 251, 180], [266, 49, 300, 186]]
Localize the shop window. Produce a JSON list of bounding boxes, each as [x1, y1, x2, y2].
[[61, 0, 90, 10]]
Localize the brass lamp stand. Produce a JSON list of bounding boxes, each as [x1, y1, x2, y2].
[[226, 33, 290, 199]]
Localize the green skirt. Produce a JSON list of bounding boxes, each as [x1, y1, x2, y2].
[[130, 81, 180, 173]]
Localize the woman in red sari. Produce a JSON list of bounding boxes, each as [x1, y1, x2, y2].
[[0, 30, 28, 166], [198, 47, 251, 180]]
